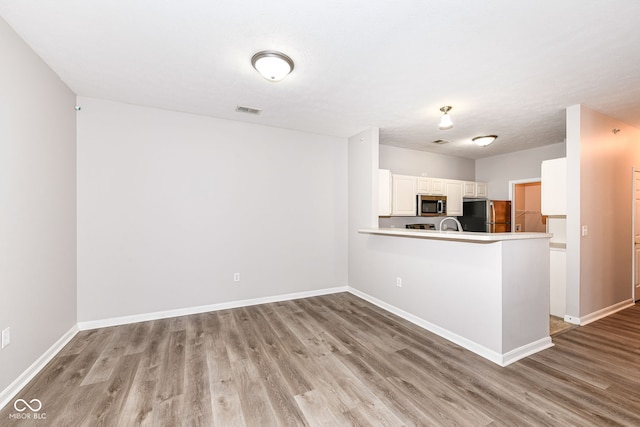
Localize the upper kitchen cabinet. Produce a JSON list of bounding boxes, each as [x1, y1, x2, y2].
[[541, 158, 567, 215], [417, 177, 431, 194], [463, 181, 489, 198], [445, 180, 464, 216], [417, 177, 445, 195], [476, 182, 488, 198], [431, 178, 446, 195], [378, 169, 392, 216], [392, 174, 417, 216], [463, 181, 476, 197]]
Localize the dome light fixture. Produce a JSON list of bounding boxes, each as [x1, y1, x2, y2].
[[438, 106, 453, 130], [472, 135, 498, 147], [251, 50, 294, 82]]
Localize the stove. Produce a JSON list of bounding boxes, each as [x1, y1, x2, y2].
[[405, 223, 436, 230]]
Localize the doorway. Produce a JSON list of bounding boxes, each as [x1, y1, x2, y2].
[[513, 181, 546, 232]]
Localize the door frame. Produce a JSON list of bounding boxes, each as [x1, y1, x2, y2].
[[508, 177, 541, 233], [632, 167, 640, 302]]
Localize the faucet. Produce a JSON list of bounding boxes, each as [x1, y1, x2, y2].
[[439, 217, 463, 232]]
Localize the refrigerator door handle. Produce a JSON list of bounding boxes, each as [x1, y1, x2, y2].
[[490, 201, 496, 224]]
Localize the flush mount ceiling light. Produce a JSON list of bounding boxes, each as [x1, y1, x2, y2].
[[472, 135, 498, 146], [251, 50, 294, 82], [438, 106, 453, 130]]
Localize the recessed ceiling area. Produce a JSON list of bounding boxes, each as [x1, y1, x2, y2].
[[1, 1, 639, 160]]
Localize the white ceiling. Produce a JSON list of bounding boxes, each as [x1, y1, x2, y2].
[[1, 0, 639, 159]]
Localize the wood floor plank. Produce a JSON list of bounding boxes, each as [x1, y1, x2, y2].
[[183, 314, 213, 427], [3, 293, 640, 426]]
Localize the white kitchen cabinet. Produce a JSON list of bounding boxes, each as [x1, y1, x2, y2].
[[541, 157, 566, 215], [476, 182, 488, 198], [550, 248, 567, 317], [378, 169, 392, 216], [463, 181, 488, 198], [444, 180, 464, 216], [391, 174, 417, 216], [417, 177, 445, 195], [430, 178, 445, 195], [417, 177, 431, 194], [463, 181, 476, 197]]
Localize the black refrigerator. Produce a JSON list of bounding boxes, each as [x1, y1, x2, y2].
[[458, 199, 511, 233]]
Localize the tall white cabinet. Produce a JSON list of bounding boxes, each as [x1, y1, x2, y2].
[[541, 157, 567, 216], [444, 180, 464, 216], [391, 174, 417, 216], [541, 157, 567, 318]]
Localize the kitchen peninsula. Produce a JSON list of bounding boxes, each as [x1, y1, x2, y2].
[[355, 227, 553, 366]]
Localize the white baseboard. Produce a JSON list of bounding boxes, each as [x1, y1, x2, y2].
[[565, 299, 635, 326], [348, 287, 553, 367], [77, 286, 349, 331], [0, 325, 78, 411], [500, 337, 554, 366]]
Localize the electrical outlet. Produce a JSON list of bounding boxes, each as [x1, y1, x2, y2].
[[396, 277, 402, 287], [1, 327, 10, 349], [233, 273, 240, 282], [582, 225, 588, 236], [515, 224, 522, 232]]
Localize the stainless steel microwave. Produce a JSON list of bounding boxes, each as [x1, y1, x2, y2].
[[417, 195, 447, 216]]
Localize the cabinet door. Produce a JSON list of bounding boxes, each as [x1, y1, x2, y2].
[[476, 182, 488, 198], [541, 158, 566, 215], [445, 180, 463, 216], [550, 249, 567, 317], [417, 177, 431, 194], [378, 169, 392, 216], [430, 178, 445, 195], [463, 181, 476, 197], [392, 175, 417, 216]]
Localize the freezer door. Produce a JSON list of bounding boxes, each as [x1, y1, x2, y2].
[[492, 200, 511, 224], [487, 200, 511, 233]]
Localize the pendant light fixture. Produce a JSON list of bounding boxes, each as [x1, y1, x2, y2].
[[438, 106, 453, 130], [472, 135, 498, 146], [251, 50, 294, 82]]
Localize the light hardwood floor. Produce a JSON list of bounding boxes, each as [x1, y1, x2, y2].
[[2, 293, 640, 426]]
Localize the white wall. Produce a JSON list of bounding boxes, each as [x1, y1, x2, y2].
[[379, 144, 475, 180], [77, 97, 348, 322], [566, 105, 640, 320], [0, 17, 77, 396], [476, 143, 566, 199]]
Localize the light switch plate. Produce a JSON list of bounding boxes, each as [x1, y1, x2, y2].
[[1, 327, 10, 349]]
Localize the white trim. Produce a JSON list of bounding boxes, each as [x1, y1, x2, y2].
[[348, 287, 551, 367], [500, 337, 554, 366], [632, 167, 639, 302], [0, 325, 78, 411], [508, 177, 542, 233], [567, 299, 635, 326], [77, 286, 348, 330]]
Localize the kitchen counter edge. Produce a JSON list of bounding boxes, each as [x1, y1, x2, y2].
[[358, 228, 552, 242]]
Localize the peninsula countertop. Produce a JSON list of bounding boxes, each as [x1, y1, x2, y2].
[[358, 227, 552, 243]]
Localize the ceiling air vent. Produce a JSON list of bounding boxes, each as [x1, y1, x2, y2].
[[235, 105, 262, 115], [432, 139, 450, 144]]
